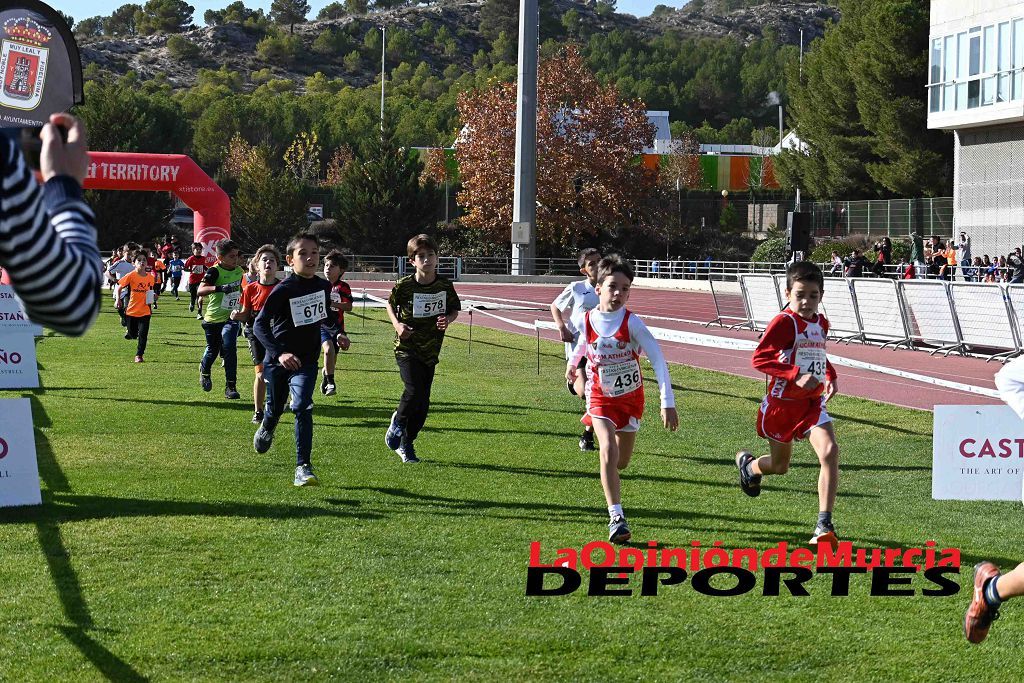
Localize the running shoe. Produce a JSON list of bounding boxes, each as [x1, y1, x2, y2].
[[196, 313, 203, 320], [809, 520, 838, 546], [735, 450, 761, 497], [566, 379, 578, 396], [608, 515, 631, 544], [579, 429, 595, 452], [965, 561, 1002, 644], [385, 411, 404, 450], [225, 385, 240, 400], [134, 355, 144, 363], [253, 425, 274, 454], [200, 373, 212, 392], [252, 410, 264, 424], [324, 380, 336, 396], [320, 373, 330, 395], [397, 439, 420, 463], [293, 464, 319, 487]]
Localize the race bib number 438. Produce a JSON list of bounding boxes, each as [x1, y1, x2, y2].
[[289, 291, 327, 326], [413, 291, 446, 318], [598, 359, 642, 397]]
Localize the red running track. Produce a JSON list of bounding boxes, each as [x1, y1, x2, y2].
[[354, 281, 1005, 412]]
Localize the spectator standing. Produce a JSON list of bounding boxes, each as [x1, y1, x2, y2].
[[943, 242, 958, 280], [843, 250, 868, 277], [1008, 248, 1024, 284], [957, 232, 972, 280], [910, 231, 926, 279]]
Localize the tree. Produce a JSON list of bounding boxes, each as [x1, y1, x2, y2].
[[270, 0, 309, 34], [224, 135, 308, 248], [774, 0, 951, 198], [333, 123, 436, 254], [284, 131, 322, 184], [135, 0, 194, 35], [345, 0, 369, 14], [166, 34, 200, 60], [661, 131, 704, 190], [107, 4, 142, 36], [205, 1, 264, 26], [317, 2, 347, 20], [57, 11, 74, 30], [456, 45, 657, 249], [74, 16, 105, 39]]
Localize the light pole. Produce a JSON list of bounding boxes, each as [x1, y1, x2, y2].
[[380, 26, 385, 132], [511, 0, 539, 275]]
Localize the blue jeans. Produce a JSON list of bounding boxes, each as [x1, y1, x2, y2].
[[262, 362, 318, 466], [200, 320, 240, 384]]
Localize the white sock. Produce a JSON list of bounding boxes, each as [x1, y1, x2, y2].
[[608, 504, 624, 518]]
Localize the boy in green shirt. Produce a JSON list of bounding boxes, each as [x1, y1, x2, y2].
[[384, 234, 461, 463], [197, 239, 245, 399]]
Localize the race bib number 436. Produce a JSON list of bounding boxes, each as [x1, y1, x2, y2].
[[598, 359, 642, 397], [289, 291, 327, 326], [413, 291, 446, 318]]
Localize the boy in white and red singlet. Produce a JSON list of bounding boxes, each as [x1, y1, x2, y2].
[[566, 255, 678, 544], [735, 261, 841, 546]]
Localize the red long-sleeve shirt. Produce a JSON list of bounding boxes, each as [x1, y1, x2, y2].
[[752, 308, 837, 400]]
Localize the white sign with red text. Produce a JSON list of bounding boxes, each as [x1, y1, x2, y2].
[[0, 399, 42, 507], [0, 329, 38, 389], [933, 405, 1024, 500]]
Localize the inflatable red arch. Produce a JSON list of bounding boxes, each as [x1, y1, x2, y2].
[[83, 152, 230, 264]]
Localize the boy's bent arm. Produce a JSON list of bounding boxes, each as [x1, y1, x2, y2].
[[751, 316, 801, 381]]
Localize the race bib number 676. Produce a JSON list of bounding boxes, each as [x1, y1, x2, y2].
[[289, 291, 327, 326], [413, 291, 446, 318]]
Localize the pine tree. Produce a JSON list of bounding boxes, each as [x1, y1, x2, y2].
[[270, 0, 309, 34], [334, 123, 436, 255]]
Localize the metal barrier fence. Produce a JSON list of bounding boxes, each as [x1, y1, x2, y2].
[[719, 277, 1024, 362]]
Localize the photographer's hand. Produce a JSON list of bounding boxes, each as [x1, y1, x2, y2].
[[40, 113, 88, 184]]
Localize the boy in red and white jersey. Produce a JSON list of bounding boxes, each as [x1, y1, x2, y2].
[[566, 255, 678, 544], [736, 261, 841, 546]]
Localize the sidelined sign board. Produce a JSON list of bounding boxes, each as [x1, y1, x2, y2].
[[933, 405, 1024, 501], [0, 398, 41, 507]]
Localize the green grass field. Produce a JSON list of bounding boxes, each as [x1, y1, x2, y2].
[[1, 296, 1021, 681]]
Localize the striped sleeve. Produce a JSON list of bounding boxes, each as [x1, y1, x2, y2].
[[0, 133, 100, 336]]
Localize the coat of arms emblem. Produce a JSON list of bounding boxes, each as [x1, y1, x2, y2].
[[0, 17, 51, 111]]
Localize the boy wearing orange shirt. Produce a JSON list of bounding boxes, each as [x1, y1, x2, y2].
[[118, 252, 157, 363], [231, 245, 282, 424]]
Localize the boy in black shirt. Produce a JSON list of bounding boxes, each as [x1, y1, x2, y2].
[[253, 233, 342, 486], [384, 234, 461, 463]]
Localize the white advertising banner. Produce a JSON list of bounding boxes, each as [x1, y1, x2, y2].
[[933, 405, 1024, 500], [0, 285, 43, 335], [0, 398, 42, 507], [0, 329, 38, 389]]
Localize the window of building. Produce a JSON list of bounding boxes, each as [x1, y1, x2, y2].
[[930, 18, 1024, 113]]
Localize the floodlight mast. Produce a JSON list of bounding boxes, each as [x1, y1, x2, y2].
[[511, 0, 539, 275]]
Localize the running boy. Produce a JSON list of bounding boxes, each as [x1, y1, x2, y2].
[[320, 250, 353, 396], [735, 261, 840, 545], [962, 358, 1024, 643], [167, 250, 185, 300], [566, 255, 677, 544], [118, 251, 157, 363], [384, 234, 461, 463], [551, 247, 601, 451], [184, 241, 208, 316], [231, 245, 281, 424], [196, 239, 245, 400], [253, 233, 343, 487], [108, 242, 137, 328]]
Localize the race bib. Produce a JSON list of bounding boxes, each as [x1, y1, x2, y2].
[[331, 291, 341, 306], [598, 359, 642, 398], [795, 345, 827, 381], [289, 291, 327, 327], [145, 290, 155, 305], [220, 290, 241, 311], [413, 291, 446, 318], [191, 265, 204, 274], [172, 264, 183, 273]]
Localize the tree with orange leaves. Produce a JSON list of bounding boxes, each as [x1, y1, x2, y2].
[[455, 45, 657, 249]]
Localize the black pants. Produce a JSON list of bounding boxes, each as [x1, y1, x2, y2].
[[189, 282, 200, 309], [171, 274, 182, 296], [127, 315, 150, 356], [396, 354, 436, 442]]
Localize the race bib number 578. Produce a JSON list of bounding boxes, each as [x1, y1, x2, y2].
[[413, 291, 446, 318], [289, 291, 327, 326]]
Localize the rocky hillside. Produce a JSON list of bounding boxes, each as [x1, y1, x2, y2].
[[78, 0, 839, 91]]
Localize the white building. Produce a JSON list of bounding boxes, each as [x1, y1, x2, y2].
[[929, 1, 1024, 255]]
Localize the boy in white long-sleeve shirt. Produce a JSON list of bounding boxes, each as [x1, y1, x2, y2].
[[962, 359, 1024, 643], [566, 255, 678, 544]]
